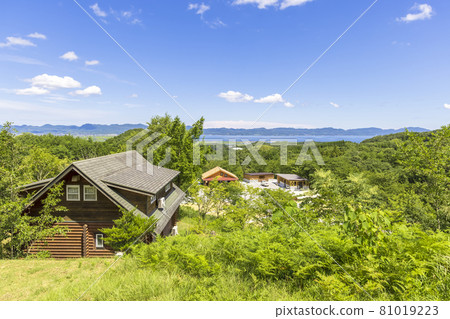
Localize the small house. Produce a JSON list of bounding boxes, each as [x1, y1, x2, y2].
[[243, 172, 275, 182], [21, 150, 185, 258], [201, 166, 238, 185], [276, 174, 309, 190]]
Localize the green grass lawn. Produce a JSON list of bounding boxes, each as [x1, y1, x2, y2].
[[0, 258, 119, 300], [0, 209, 296, 301], [0, 257, 299, 301]]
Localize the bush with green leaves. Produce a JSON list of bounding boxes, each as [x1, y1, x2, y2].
[[101, 208, 157, 252]]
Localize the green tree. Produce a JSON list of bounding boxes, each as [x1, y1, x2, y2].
[[189, 182, 218, 219], [398, 126, 450, 230], [101, 208, 157, 251], [128, 114, 206, 189], [0, 122, 23, 201], [19, 147, 69, 183], [0, 183, 67, 258]]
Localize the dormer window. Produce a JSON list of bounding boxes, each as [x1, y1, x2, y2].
[[67, 185, 80, 201], [84, 185, 97, 201]]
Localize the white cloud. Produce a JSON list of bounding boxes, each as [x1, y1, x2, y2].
[[60, 51, 79, 61], [280, 0, 313, 10], [122, 11, 132, 18], [15, 86, 50, 96], [330, 102, 340, 108], [254, 93, 294, 107], [100, 7, 143, 25], [233, 0, 313, 9], [130, 93, 138, 98], [444, 104, 450, 109], [27, 32, 46, 40], [0, 36, 36, 48], [392, 41, 411, 47], [13, 74, 81, 96], [218, 91, 254, 103], [131, 18, 143, 25], [204, 120, 312, 129], [188, 3, 211, 15], [29, 74, 81, 89], [205, 18, 227, 28], [232, 0, 278, 9], [219, 91, 294, 107], [397, 4, 433, 23], [70, 85, 102, 97], [254, 93, 284, 104], [188, 3, 225, 28], [85, 60, 100, 66], [90, 3, 107, 17]]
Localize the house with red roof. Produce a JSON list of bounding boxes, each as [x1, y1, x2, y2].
[[201, 167, 239, 185]]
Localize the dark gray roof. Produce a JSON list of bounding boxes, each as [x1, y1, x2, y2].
[[74, 151, 179, 195], [151, 185, 185, 234], [21, 178, 54, 191], [244, 172, 274, 176], [102, 167, 177, 195], [276, 174, 308, 181], [27, 151, 182, 220]]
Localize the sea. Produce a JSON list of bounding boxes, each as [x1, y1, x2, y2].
[[201, 135, 374, 143]]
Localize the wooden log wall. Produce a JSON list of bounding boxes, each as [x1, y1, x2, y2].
[[29, 222, 115, 258]]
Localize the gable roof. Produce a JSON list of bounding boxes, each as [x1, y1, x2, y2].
[[244, 172, 274, 176], [26, 151, 181, 218], [21, 178, 54, 191], [201, 166, 238, 180], [276, 174, 308, 181], [76, 151, 179, 196]]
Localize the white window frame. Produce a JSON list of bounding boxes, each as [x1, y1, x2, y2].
[[95, 234, 104, 248], [83, 185, 97, 201], [66, 185, 80, 201], [150, 195, 156, 204]]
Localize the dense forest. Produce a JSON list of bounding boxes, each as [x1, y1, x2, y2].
[[0, 118, 449, 300]]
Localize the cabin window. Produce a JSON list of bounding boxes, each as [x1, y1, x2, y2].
[[71, 175, 80, 182], [150, 195, 156, 204], [165, 183, 171, 193], [95, 234, 104, 248], [66, 185, 80, 201], [224, 174, 228, 177], [84, 185, 97, 201]]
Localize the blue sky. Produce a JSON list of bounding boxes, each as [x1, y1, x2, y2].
[[0, 0, 449, 129]]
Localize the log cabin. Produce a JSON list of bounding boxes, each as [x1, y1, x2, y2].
[[243, 172, 275, 182], [21, 150, 185, 258], [201, 166, 239, 185], [276, 174, 309, 190]]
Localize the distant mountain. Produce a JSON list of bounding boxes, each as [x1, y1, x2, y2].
[[13, 124, 147, 135], [201, 127, 429, 136], [12, 124, 429, 137]]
